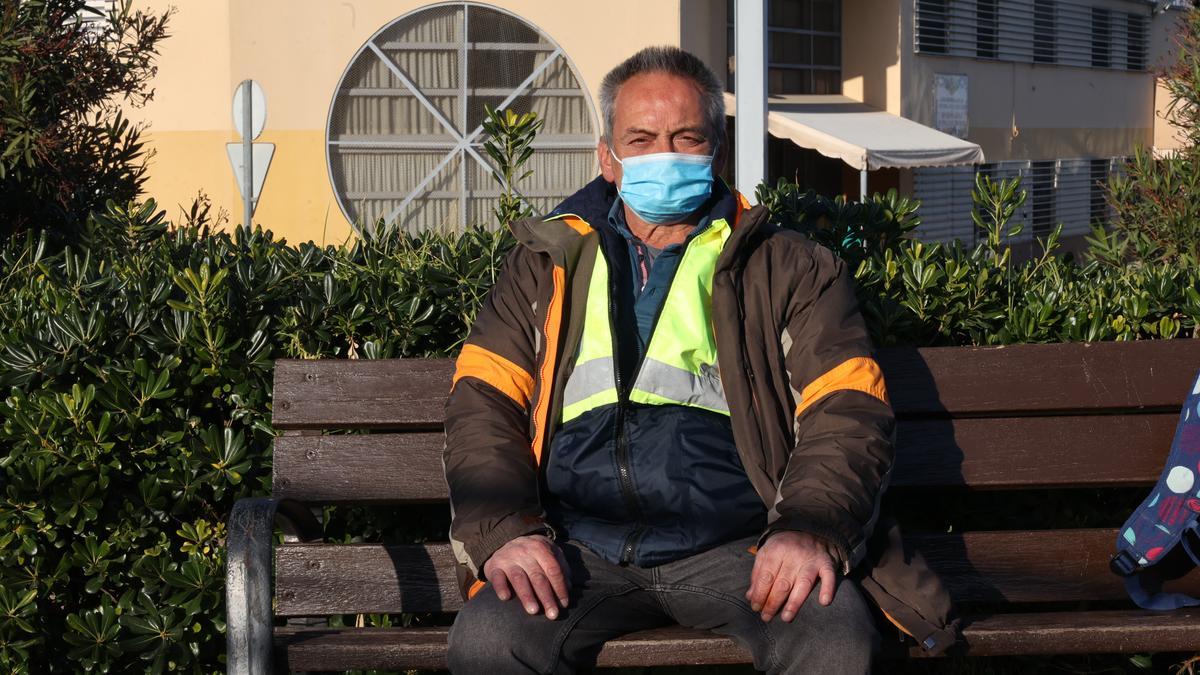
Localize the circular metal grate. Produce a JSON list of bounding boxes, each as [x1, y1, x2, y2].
[[326, 2, 598, 233]]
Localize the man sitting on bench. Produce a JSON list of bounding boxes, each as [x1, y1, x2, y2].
[[443, 46, 894, 674]]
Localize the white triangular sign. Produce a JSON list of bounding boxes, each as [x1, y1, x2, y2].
[[226, 142, 275, 212]]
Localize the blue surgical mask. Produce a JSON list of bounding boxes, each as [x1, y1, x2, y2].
[[610, 148, 715, 224]]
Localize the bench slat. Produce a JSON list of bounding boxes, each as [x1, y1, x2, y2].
[[273, 530, 1200, 616], [270, 341, 1200, 429], [273, 359, 453, 430], [273, 609, 1200, 669], [271, 414, 1178, 503], [881, 340, 1200, 416]]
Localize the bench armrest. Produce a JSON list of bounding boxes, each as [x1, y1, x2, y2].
[[226, 497, 322, 675]]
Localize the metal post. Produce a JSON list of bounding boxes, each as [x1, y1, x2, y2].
[[860, 168, 868, 202], [735, 0, 766, 198], [242, 80, 254, 228]]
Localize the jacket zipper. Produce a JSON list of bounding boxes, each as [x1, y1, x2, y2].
[[606, 242, 644, 565]]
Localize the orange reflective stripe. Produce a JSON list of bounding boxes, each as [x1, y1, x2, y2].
[[879, 608, 915, 638], [733, 191, 751, 227], [452, 344, 534, 408], [561, 216, 592, 236], [795, 357, 889, 418], [530, 265, 566, 466], [467, 579, 486, 599]]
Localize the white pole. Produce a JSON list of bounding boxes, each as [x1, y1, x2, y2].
[[242, 80, 254, 228], [860, 168, 868, 202], [735, 0, 766, 200]]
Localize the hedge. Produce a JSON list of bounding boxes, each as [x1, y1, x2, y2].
[[0, 191, 1197, 672]]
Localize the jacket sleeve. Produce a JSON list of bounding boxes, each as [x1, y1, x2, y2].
[[443, 247, 552, 580], [763, 244, 896, 574]]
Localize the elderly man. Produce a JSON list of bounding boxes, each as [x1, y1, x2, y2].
[[443, 46, 896, 674]]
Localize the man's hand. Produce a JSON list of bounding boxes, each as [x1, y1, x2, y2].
[[746, 531, 838, 623], [482, 534, 570, 620]]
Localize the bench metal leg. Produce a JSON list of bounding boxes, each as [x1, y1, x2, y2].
[[226, 497, 321, 675]]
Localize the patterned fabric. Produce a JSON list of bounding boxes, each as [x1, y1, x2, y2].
[[1112, 370, 1200, 610]]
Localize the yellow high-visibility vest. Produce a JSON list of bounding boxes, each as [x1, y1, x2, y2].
[[561, 217, 732, 423]]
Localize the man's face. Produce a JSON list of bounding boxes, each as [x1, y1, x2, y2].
[[598, 71, 725, 186]]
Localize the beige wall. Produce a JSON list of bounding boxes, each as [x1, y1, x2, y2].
[[681, 0, 728, 90], [843, 0, 902, 114], [126, 0, 682, 245], [896, 0, 1173, 164], [1151, 8, 1190, 155]]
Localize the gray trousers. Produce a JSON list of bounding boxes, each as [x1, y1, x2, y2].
[[447, 535, 880, 674]]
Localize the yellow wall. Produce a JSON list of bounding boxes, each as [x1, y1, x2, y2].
[[126, 0, 682, 245]]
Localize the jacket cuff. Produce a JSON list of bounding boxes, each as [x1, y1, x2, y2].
[[758, 517, 854, 576], [469, 513, 555, 579]]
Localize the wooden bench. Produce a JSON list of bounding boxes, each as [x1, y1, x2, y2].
[[226, 340, 1200, 673]]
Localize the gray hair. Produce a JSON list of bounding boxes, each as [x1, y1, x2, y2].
[[598, 46, 726, 145]]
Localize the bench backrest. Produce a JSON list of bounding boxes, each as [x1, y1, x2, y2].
[[269, 341, 1200, 617]]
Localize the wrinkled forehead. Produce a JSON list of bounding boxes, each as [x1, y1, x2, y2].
[[612, 72, 708, 133]]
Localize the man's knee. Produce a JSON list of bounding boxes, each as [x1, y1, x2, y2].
[[447, 593, 536, 673], [773, 580, 879, 670]]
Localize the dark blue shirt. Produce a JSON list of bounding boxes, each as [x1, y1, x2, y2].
[[606, 199, 715, 356]]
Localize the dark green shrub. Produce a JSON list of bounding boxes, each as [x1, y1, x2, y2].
[[0, 203, 510, 672], [0, 0, 170, 244], [754, 178, 921, 270]]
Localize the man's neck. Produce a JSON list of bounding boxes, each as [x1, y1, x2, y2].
[[623, 205, 699, 249]]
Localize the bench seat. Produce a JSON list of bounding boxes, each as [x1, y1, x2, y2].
[[274, 609, 1200, 670]]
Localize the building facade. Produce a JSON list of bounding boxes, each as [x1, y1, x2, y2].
[[118, 0, 1188, 245]]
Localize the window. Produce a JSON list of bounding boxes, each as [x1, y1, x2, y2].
[[76, 0, 111, 29], [326, 3, 597, 232], [1033, 1, 1056, 64], [912, 165, 976, 243], [1090, 158, 1112, 225], [731, 0, 842, 95], [1091, 8, 1111, 68], [914, 0, 1148, 71], [914, 157, 1124, 244], [1126, 13, 1148, 71], [915, 0, 950, 55], [976, 0, 999, 59], [1029, 160, 1057, 236]]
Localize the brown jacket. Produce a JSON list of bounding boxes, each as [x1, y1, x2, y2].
[[444, 189, 958, 653]]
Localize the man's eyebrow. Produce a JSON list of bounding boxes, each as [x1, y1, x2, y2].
[[622, 125, 708, 137]]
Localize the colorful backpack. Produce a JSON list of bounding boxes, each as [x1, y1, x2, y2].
[[1110, 369, 1200, 610]]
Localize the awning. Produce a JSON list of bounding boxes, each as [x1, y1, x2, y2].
[[725, 93, 984, 171]]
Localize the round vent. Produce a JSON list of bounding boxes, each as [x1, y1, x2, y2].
[[326, 2, 598, 232]]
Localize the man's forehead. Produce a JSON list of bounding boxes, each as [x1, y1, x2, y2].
[[613, 72, 706, 125]]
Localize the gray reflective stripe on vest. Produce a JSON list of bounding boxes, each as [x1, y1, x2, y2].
[[562, 358, 616, 409], [631, 358, 729, 414]]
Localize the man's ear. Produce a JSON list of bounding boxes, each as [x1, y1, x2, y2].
[[711, 135, 728, 176], [598, 139, 617, 183]]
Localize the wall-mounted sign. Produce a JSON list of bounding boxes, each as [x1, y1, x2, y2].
[[934, 74, 969, 139]]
